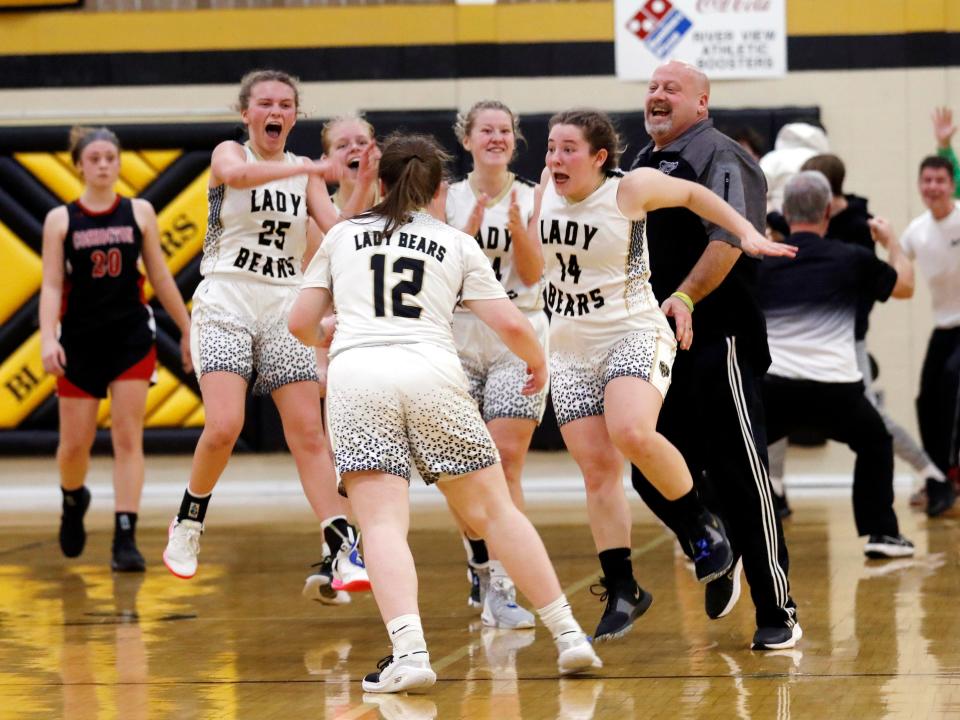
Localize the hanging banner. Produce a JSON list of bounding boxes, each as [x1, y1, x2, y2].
[[614, 0, 786, 80]]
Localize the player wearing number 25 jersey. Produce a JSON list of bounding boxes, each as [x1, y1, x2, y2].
[[191, 144, 316, 395]]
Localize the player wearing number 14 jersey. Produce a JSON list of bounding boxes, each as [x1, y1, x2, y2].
[[162, 71, 374, 594]]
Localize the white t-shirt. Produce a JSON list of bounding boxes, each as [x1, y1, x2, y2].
[[540, 172, 667, 352], [900, 201, 960, 329], [302, 210, 507, 358], [445, 174, 543, 312], [200, 145, 308, 285]]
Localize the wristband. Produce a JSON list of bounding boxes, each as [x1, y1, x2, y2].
[[671, 291, 695, 313]]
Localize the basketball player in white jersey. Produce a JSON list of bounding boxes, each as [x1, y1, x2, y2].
[[443, 101, 546, 629], [539, 109, 796, 643], [162, 71, 373, 600], [289, 132, 601, 694]]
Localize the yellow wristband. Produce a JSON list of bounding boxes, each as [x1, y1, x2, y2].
[[671, 291, 694, 313]]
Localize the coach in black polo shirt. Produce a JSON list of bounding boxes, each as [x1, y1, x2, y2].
[[630, 60, 798, 651], [759, 171, 915, 559]]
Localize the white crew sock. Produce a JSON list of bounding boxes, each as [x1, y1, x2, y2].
[[386, 614, 428, 657], [921, 463, 947, 482], [537, 595, 582, 641]]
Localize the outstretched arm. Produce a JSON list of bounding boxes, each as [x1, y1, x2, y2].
[[617, 167, 796, 258], [462, 297, 547, 395], [869, 217, 914, 299]]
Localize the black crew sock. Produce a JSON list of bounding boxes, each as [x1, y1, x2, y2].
[[598, 547, 634, 589], [466, 536, 489, 566], [114, 512, 138, 539], [323, 516, 352, 555], [177, 489, 211, 524], [62, 486, 88, 507], [672, 486, 708, 538]]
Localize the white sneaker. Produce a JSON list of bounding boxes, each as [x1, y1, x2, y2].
[[361, 651, 436, 693], [162, 518, 203, 579], [556, 631, 603, 676], [481, 575, 535, 629], [302, 543, 351, 605], [331, 527, 372, 593]]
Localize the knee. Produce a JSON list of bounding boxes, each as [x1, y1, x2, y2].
[[201, 417, 243, 450], [57, 434, 94, 463], [608, 423, 659, 464], [110, 428, 143, 457], [580, 460, 623, 495], [284, 422, 325, 455]]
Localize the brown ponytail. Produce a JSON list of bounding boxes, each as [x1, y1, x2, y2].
[[358, 132, 450, 238]]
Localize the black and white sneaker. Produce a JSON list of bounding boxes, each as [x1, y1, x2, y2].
[[591, 577, 653, 642], [303, 551, 350, 605], [705, 555, 742, 619], [926, 477, 957, 518], [688, 511, 734, 583], [864, 534, 915, 559], [361, 651, 436, 694], [752, 622, 803, 650]]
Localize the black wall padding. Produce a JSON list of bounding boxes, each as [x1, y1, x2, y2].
[[0, 428, 209, 455], [140, 150, 215, 211], [172, 254, 203, 300], [0, 184, 43, 252], [153, 322, 200, 394], [0, 297, 38, 362], [0, 156, 59, 218], [0, 123, 245, 154], [17, 393, 57, 431]]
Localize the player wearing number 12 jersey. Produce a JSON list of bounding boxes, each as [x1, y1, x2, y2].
[[289, 132, 601, 694], [162, 70, 375, 592]]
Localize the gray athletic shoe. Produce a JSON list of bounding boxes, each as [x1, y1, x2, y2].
[[481, 575, 535, 629]]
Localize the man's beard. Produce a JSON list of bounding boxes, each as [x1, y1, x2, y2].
[[644, 114, 672, 139]]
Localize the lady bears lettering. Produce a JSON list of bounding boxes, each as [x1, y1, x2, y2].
[[541, 218, 604, 316]]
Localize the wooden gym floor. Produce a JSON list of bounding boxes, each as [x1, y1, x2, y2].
[[0, 453, 958, 719]]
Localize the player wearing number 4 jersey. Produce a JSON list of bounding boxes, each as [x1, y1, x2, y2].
[[539, 109, 796, 644], [289, 132, 601, 694], [162, 70, 373, 595], [40, 126, 193, 573]]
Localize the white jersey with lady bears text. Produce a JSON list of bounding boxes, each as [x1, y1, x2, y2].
[[446, 174, 544, 311], [540, 172, 669, 352], [200, 144, 308, 285], [302, 210, 507, 359]]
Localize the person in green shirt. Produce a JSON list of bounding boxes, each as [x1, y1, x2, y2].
[[933, 107, 960, 197]]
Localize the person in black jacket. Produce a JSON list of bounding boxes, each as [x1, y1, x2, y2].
[[758, 170, 916, 558], [768, 154, 949, 516], [629, 60, 799, 651]]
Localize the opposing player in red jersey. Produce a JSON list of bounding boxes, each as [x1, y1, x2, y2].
[[39, 126, 192, 571]]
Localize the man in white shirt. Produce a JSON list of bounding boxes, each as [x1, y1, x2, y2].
[[900, 156, 960, 516]]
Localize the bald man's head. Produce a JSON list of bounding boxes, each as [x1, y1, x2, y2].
[[644, 61, 711, 148]]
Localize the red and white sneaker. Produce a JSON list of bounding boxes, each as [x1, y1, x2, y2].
[[162, 518, 203, 579], [330, 526, 371, 593]]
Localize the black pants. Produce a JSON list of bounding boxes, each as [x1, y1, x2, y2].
[[917, 327, 960, 476], [631, 336, 795, 629], [763, 376, 899, 538]]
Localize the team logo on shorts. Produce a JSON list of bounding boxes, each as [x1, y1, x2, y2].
[[659, 361, 670, 378], [658, 160, 680, 175], [625, 0, 693, 60]]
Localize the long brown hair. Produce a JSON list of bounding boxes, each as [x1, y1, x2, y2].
[[357, 132, 450, 238]]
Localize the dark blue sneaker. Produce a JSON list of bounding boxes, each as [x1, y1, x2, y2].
[[591, 577, 653, 642], [752, 622, 802, 650], [688, 511, 734, 584]]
